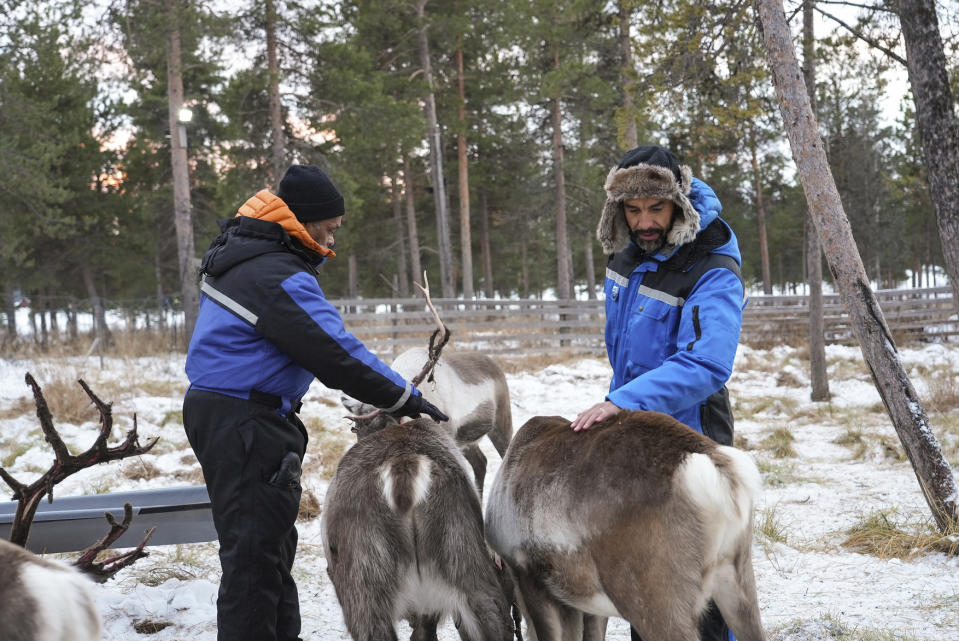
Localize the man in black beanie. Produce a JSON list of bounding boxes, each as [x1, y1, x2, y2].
[[183, 164, 448, 641], [571, 145, 747, 641]]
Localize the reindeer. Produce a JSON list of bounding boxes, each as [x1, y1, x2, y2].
[[321, 417, 514, 641], [342, 346, 512, 495], [486, 411, 767, 641], [342, 276, 512, 496], [0, 538, 102, 641]]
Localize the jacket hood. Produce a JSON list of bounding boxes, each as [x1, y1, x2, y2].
[[236, 190, 335, 258], [200, 192, 331, 277], [597, 159, 721, 255]]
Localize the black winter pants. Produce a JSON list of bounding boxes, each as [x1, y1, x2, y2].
[[183, 389, 308, 641]]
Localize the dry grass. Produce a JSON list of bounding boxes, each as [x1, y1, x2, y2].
[[496, 351, 591, 374], [923, 371, 959, 413], [760, 426, 797, 458], [770, 614, 924, 641], [733, 395, 801, 420], [774, 370, 804, 388], [841, 509, 959, 559], [298, 487, 322, 520], [133, 619, 174, 633], [122, 458, 162, 481], [755, 505, 789, 548], [301, 416, 352, 481], [1, 431, 42, 467], [833, 427, 869, 459], [757, 460, 810, 487]]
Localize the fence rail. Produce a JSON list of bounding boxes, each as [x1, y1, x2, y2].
[[333, 287, 957, 359]]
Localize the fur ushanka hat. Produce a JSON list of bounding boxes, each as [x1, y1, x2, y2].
[[596, 145, 700, 255]]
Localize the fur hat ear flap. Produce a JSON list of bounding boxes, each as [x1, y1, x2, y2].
[[596, 167, 632, 255]]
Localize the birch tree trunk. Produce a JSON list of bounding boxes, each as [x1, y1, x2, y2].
[[165, 0, 199, 341], [81, 263, 113, 348], [403, 155, 424, 293], [266, 0, 285, 185], [757, 0, 957, 531], [415, 0, 454, 298], [456, 41, 474, 299], [804, 0, 829, 401], [895, 0, 959, 316]]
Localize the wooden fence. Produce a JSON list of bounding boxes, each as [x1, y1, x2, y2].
[[333, 287, 957, 359]]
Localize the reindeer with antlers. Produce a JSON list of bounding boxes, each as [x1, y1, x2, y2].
[[327, 276, 516, 641], [0, 374, 158, 641]]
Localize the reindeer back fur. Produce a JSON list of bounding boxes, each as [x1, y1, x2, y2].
[[486, 411, 765, 641], [0, 538, 101, 641], [322, 418, 512, 641]]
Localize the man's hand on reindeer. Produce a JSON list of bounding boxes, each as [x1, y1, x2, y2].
[[570, 400, 621, 432], [399, 392, 450, 422]]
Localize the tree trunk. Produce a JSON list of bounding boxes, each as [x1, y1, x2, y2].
[[757, 0, 957, 531], [804, 0, 830, 402], [749, 128, 772, 295], [896, 0, 959, 315], [67, 297, 78, 342], [165, 0, 199, 341], [456, 40, 474, 300], [583, 238, 597, 300], [550, 45, 572, 301], [155, 249, 167, 329], [415, 0, 454, 298], [392, 175, 411, 298], [265, 0, 286, 185], [478, 189, 494, 298], [3, 281, 16, 342], [618, 0, 638, 149], [81, 263, 113, 349], [348, 255, 358, 299], [403, 155, 424, 289]]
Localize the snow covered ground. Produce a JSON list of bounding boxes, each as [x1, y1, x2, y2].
[[1, 340, 958, 641]]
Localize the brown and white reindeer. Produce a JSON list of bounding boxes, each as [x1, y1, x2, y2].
[[486, 411, 767, 641], [0, 537, 102, 641], [322, 415, 514, 641]]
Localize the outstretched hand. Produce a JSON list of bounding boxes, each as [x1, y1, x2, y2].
[[570, 401, 621, 432]]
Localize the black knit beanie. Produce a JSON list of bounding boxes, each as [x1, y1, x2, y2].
[[617, 145, 683, 182], [277, 165, 345, 222]]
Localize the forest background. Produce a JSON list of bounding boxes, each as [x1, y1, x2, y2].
[[1, 0, 957, 347]]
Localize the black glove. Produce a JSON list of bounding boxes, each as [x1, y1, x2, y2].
[[399, 393, 450, 422]]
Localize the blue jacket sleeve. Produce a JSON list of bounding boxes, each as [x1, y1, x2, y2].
[[256, 271, 415, 410], [606, 267, 744, 415]]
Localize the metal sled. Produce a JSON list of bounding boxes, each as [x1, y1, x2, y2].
[[0, 485, 216, 554]]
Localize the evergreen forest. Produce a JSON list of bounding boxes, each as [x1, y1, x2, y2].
[[1, 0, 957, 342]]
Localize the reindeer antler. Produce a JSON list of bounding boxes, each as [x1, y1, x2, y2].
[[412, 272, 451, 386], [0, 373, 159, 547], [74, 502, 156, 583]]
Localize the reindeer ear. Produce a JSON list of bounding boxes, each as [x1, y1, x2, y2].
[[341, 396, 363, 414]]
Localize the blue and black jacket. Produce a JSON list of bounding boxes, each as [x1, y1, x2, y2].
[[186, 191, 414, 415], [603, 178, 745, 442]]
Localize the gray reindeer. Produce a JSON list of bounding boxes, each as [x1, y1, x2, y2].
[[0, 537, 102, 641], [342, 346, 512, 496], [322, 417, 514, 641], [486, 411, 767, 641]]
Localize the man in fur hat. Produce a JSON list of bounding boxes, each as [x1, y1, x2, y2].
[[570, 145, 746, 641], [183, 164, 448, 641]]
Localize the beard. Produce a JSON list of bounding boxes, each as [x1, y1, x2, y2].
[[631, 228, 666, 253]]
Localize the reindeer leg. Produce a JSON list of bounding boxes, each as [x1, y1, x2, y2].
[[512, 568, 578, 641], [461, 444, 487, 498], [711, 553, 766, 641], [409, 614, 439, 641], [582, 615, 607, 641]]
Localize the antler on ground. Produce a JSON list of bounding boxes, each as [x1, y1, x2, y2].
[[0, 373, 159, 547], [411, 272, 451, 386], [73, 502, 155, 583]]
